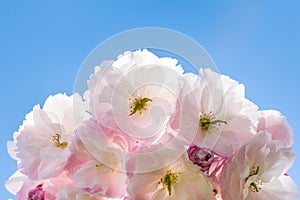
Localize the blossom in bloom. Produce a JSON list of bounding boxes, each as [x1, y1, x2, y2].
[[219, 131, 298, 200], [127, 154, 215, 200], [5, 49, 299, 200], [85, 49, 183, 112], [7, 93, 87, 180], [86, 49, 183, 144], [71, 158, 127, 198], [70, 119, 128, 198], [172, 69, 258, 156], [5, 170, 72, 200], [257, 110, 293, 148]]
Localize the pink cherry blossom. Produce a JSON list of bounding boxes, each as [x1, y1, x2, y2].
[[72, 119, 128, 198], [72, 159, 127, 197], [127, 154, 215, 200], [7, 93, 87, 180], [219, 131, 298, 200], [86, 49, 183, 117], [86, 49, 183, 144], [5, 49, 299, 199], [171, 69, 258, 156]]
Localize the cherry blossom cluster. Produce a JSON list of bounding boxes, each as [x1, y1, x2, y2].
[[6, 49, 298, 199]]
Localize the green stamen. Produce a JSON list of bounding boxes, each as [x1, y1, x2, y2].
[[129, 97, 152, 116], [199, 112, 227, 131], [245, 166, 262, 193], [158, 169, 180, 196], [250, 182, 259, 192], [165, 174, 173, 195], [245, 166, 259, 182]]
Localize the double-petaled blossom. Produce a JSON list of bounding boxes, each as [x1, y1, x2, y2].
[[127, 154, 215, 200], [5, 49, 298, 200], [66, 119, 130, 198], [219, 131, 298, 200], [171, 69, 258, 156], [7, 93, 87, 180], [85, 49, 184, 146]]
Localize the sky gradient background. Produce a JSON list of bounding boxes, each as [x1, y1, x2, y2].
[[1, 1, 299, 199]]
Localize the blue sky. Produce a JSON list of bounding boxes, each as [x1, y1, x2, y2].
[[1, 1, 299, 199]]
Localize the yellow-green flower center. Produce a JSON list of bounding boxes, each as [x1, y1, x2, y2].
[[52, 134, 68, 149], [245, 166, 262, 193], [199, 112, 227, 131], [129, 97, 152, 116], [158, 169, 180, 196]]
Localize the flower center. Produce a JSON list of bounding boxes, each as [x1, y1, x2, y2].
[[249, 179, 262, 193], [52, 133, 68, 149], [158, 169, 180, 196], [129, 97, 152, 116], [245, 166, 262, 193], [199, 112, 227, 131]]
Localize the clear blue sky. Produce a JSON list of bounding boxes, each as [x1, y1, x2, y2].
[[1, 1, 299, 199]]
